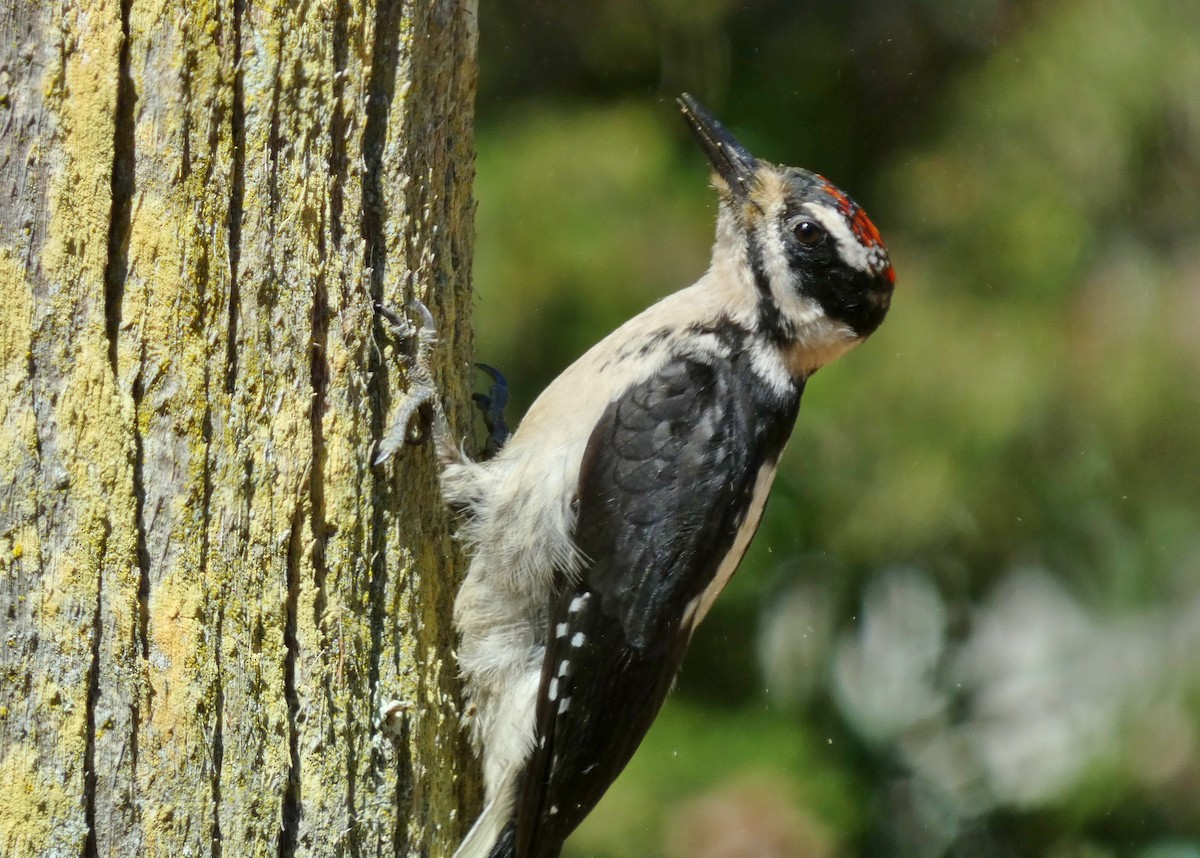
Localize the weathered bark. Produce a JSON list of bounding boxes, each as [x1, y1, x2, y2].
[[0, 0, 480, 855]]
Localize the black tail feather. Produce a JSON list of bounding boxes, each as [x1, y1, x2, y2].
[[486, 819, 516, 858]]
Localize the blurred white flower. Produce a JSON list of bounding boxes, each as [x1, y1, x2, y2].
[[760, 563, 1200, 854], [955, 570, 1165, 804], [831, 568, 948, 744], [758, 579, 838, 706]]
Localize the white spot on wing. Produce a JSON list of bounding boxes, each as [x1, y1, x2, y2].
[[558, 698, 570, 714], [558, 660, 571, 677], [571, 632, 585, 648], [555, 622, 568, 638], [548, 677, 559, 701]]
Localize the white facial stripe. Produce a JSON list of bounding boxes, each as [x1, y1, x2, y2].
[[748, 204, 868, 379], [757, 212, 829, 326], [803, 203, 873, 274]]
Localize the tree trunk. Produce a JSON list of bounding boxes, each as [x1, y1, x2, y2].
[[0, 0, 480, 855]]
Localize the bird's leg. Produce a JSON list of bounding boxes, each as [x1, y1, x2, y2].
[[375, 299, 455, 737], [472, 363, 512, 460], [374, 299, 452, 466]]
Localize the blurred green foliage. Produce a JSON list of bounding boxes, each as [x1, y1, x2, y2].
[[470, 0, 1200, 855]]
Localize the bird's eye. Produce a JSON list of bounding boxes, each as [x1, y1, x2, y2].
[[793, 220, 826, 246]]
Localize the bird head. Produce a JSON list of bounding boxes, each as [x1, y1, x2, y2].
[[678, 94, 895, 347]]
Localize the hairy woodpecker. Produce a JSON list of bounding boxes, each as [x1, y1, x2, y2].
[[377, 94, 894, 858]]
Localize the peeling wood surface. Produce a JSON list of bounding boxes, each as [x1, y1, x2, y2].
[[0, 0, 481, 855]]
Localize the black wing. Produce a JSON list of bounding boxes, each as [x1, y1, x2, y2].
[[513, 354, 797, 858]]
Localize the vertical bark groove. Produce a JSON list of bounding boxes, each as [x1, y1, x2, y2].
[[103, 0, 135, 374], [345, 704, 360, 858], [225, 0, 246, 394], [201, 370, 222, 858], [83, 526, 109, 858], [328, 0, 350, 248], [392, 717, 414, 857], [278, 502, 304, 858], [322, 32, 349, 784], [362, 0, 403, 731], [309, 243, 330, 824], [132, 358, 151, 662], [130, 349, 150, 797], [360, 0, 400, 286], [308, 194, 332, 858], [267, 30, 284, 242], [211, 603, 225, 858]]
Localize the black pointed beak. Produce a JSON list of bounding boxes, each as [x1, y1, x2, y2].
[[677, 93, 758, 201]]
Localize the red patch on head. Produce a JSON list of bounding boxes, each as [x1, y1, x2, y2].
[[849, 207, 886, 250], [817, 175, 894, 283], [816, 176, 884, 248], [816, 179, 853, 216]]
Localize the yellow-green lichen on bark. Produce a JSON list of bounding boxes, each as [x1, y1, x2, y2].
[[1, 0, 481, 855], [0, 744, 73, 850], [0, 0, 137, 854]]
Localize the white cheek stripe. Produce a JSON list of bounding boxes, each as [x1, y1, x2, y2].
[[758, 203, 830, 332], [753, 209, 862, 380], [804, 203, 873, 274]]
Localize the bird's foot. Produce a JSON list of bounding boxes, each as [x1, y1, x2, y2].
[[375, 299, 450, 465], [472, 363, 512, 460]]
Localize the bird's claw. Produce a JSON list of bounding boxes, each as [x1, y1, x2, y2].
[[375, 299, 446, 465], [472, 363, 512, 460]]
